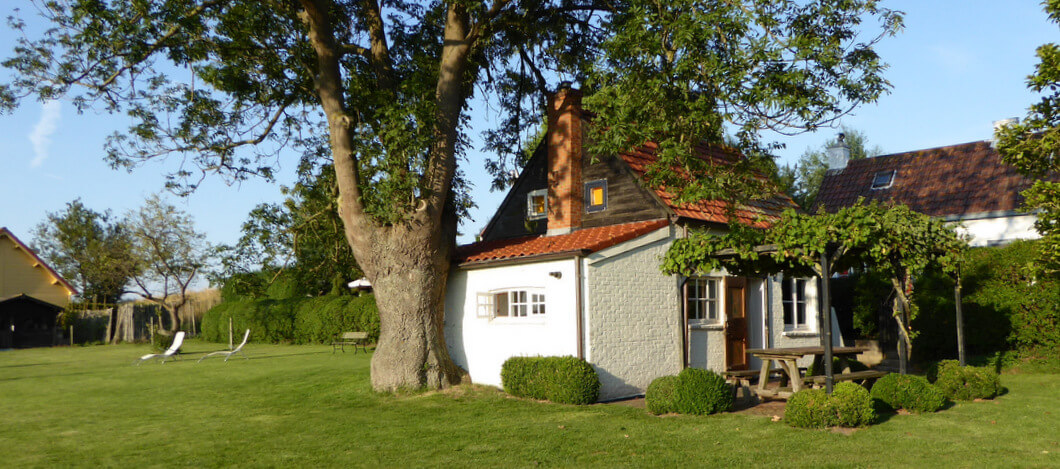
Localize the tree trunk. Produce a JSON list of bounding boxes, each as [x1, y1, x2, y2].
[[361, 219, 467, 391]]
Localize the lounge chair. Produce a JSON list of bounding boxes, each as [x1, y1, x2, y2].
[[198, 329, 250, 363], [136, 331, 186, 365]]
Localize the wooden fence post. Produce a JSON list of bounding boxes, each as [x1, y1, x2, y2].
[[229, 317, 234, 349], [69, 326, 73, 346]]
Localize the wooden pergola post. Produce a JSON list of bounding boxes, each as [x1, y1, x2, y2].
[[819, 251, 834, 394], [955, 264, 966, 366]]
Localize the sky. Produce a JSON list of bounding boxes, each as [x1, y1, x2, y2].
[[0, 1, 1056, 260]]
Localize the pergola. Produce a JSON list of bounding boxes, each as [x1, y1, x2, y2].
[[712, 243, 966, 393]]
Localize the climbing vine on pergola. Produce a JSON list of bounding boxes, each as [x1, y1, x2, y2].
[[662, 200, 968, 370]]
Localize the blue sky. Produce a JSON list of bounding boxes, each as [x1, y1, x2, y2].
[[1, 1, 1056, 254]]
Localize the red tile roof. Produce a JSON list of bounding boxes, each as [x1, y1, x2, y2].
[[619, 142, 799, 228], [456, 219, 670, 265], [814, 140, 1045, 217]]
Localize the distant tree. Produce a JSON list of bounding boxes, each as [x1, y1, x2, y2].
[[779, 128, 883, 208], [32, 199, 134, 304], [126, 195, 210, 334], [994, 2, 1060, 277], [216, 161, 363, 298]]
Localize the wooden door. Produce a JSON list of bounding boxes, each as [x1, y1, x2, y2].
[[725, 277, 748, 370]]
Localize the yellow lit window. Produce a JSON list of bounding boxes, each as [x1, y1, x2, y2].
[[585, 179, 607, 213]]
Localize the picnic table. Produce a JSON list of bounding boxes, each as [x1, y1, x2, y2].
[[746, 346, 884, 400]]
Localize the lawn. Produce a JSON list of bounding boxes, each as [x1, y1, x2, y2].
[[1, 342, 1058, 467]]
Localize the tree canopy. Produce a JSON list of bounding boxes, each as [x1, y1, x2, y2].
[[2, 0, 903, 391], [32, 199, 135, 304], [994, 1, 1060, 277]]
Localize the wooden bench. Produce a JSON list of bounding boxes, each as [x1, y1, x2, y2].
[[332, 332, 368, 354], [803, 370, 888, 388]]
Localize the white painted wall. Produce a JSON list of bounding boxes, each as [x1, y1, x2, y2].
[[444, 258, 579, 388], [954, 214, 1039, 247]]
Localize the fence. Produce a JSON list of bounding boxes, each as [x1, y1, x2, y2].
[[64, 290, 222, 344]]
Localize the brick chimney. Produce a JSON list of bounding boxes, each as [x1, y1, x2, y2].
[[546, 85, 584, 236]]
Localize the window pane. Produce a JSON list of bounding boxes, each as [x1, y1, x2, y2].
[[494, 292, 508, 317], [796, 302, 806, 326], [708, 279, 717, 299], [796, 279, 806, 302], [591, 187, 604, 205]]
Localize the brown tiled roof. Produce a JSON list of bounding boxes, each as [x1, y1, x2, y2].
[[814, 140, 1042, 217], [456, 219, 670, 265], [619, 142, 799, 228]]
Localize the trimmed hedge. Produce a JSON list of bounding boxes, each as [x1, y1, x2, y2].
[[932, 360, 1001, 401], [500, 356, 600, 405], [645, 375, 680, 415], [673, 368, 733, 415], [200, 294, 380, 344], [870, 373, 947, 413], [785, 389, 836, 428], [646, 368, 732, 416], [785, 383, 877, 428]]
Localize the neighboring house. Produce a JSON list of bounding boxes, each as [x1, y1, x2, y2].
[[815, 139, 1047, 246], [444, 88, 842, 401], [0, 227, 77, 348]]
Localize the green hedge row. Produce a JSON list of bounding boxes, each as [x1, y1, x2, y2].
[[500, 356, 600, 405], [785, 382, 877, 428], [200, 294, 380, 344], [645, 368, 732, 415]]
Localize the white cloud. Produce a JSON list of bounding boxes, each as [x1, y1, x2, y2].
[[29, 100, 62, 168]]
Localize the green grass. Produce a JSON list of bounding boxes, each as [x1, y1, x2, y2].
[[2, 342, 1059, 467]]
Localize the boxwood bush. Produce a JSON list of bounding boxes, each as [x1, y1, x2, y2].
[[500, 356, 600, 405], [785, 383, 877, 428], [785, 389, 836, 428], [201, 294, 379, 344], [673, 368, 733, 415], [932, 360, 1001, 401], [870, 373, 947, 413], [645, 375, 680, 415]]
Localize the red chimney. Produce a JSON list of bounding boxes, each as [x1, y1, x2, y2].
[[546, 86, 584, 236]]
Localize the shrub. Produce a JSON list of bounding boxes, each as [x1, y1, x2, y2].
[[932, 360, 1001, 400], [806, 358, 869, 376], [831, 382, 878, 427], [500, 356, 600, 405], [672, 368, 732, 415], [645, 375, 680, 415], [785, 389, 836, 428], [201, 294, 380, 344], [870, 373, 947, 413]]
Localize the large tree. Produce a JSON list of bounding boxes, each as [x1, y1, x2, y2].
[[995, 1, 1060, 277], [1, 0, 902, 391], [32, 199, 135, 304]]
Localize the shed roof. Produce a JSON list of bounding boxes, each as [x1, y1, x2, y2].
[[455, 219, 669, 265]]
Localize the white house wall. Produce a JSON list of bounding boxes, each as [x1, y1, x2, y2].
[[586, 228, 684, 401], [953, 213, 1039, 247], [444, 258, 579, 388]]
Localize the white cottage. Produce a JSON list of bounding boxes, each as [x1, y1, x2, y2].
[[445, 88, 840, 401]]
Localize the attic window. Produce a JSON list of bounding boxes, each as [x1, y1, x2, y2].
[[871, 170, 896, 190], [527, 189, 547, 220], [585, 179, 607, 213]]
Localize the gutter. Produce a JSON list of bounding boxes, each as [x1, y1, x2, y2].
[[575, 255, 585, 360]]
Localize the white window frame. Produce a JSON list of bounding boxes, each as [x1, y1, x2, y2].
[[479, 288, 546, 320], [685, 277, 722, 325], [527, 189, 548, 220], [782, 277, 813, 332]]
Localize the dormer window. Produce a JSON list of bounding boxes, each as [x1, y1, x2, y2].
[[527, 189, 547, 220], [585, 179, 607, 213], [871, 170, 895, 190]]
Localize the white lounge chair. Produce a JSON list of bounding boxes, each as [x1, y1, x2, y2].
[[198, 329, 250, 363], [136, 331, 186, 365]]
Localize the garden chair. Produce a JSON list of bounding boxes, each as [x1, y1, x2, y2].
[[136, 331, 186, 365], [198, 329, 251, 363]]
